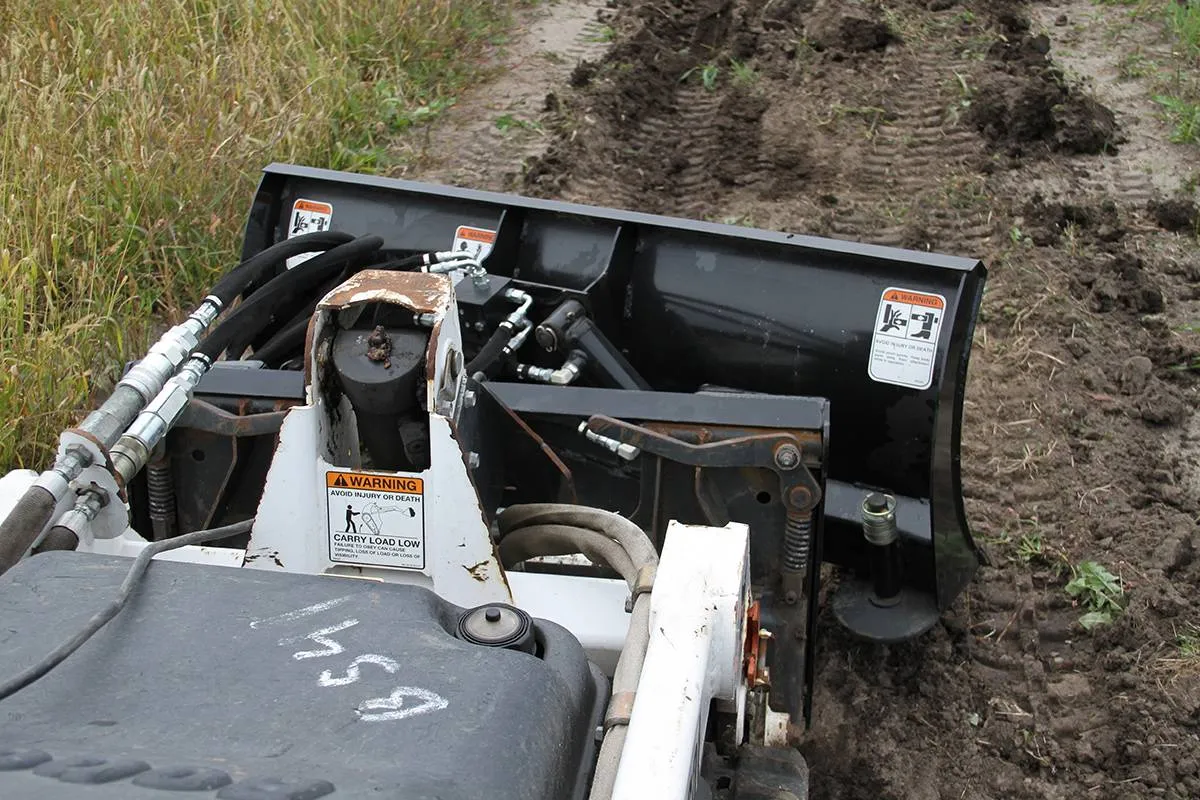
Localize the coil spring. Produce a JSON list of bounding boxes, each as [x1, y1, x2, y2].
[[146, 459, 176, 539], [782, 511, 812, 573]]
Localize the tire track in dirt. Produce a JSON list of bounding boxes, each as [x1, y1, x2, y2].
[[455, 0, 1199, 796], [389, 0, 613, 192], [824, 55, 994, 252], [1003, 0, 1197, 210], [558, 83, 730, 217]]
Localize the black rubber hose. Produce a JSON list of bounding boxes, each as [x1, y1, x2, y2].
[[465, 322, 514, 377], [34, 526, 79, 554], [209, 231, 354, 307], [0, 519, 255, 702], [0, 486, 59, 578], [252, 313, 313, 367], [251, 251, 444, 366], [199, 235, 384, 361], [240, 265, 349, 358]]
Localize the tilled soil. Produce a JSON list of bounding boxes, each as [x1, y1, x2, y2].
[[404, 0, 1200, 797]]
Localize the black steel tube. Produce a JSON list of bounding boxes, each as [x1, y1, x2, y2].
[[0, 486, 58, 577], [869, 540, 903, 603], [571, 321, 651, 391]]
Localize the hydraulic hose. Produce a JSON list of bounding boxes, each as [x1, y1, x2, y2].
[[251, 312, 314, 367], [210, 231, 354, 307], [0, 486, 60, 577], [34, 525, 80, 554], [0, 234, 353, 569], [496, 504, 657, 800], [200, 235, 384, 361], [498, 525, 636, 580], [465, 322, 515, 377]]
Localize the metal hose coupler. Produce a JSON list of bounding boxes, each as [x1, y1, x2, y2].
[[111, 355, 212, 484], [116, 297, 221, 402]]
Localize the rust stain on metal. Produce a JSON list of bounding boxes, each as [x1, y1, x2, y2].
[[244, 548, 284, 569], [498, 401, 578, 503], [425, 318, 443, 384], [744, 600, 763, 687], [66, 427, 125, 498], [464, 560, 491, 582], [319, 269, 452, 313]]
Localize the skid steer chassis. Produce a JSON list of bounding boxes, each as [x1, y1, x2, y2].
[[0, 163, 986, 800]]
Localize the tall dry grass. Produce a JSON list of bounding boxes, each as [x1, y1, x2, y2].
[[0, 0, 521, 468]]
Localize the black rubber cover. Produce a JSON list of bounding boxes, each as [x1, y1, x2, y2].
[[0, 551, 605, 800]]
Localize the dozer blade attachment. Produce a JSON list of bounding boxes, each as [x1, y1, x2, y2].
[[239, 163, 985, 630]]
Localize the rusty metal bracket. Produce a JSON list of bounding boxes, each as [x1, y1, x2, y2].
[[178, 398, 292, 438], [584, 415, 823, 515], [604, 691, 637, 731], [631, 564, 656, 600]]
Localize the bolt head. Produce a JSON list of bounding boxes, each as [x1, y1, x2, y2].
[[774, 444, 800, 470]]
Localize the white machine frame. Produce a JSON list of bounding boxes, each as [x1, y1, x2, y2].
[[0, 270, 755, 800]]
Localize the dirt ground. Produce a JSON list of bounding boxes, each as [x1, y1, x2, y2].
[[399, 0, 1200, 797]]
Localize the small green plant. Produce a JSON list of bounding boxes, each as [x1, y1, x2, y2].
[[1117, 51, 1156, 80], [729, 59, 757, 87], [494, 114, 543, 134], [1015, 533, 1044, 563], [1065, 561, 1125, 630], [1179, 623, 1200, 660], [1154, 95, 1200, 144], [585, 24, 616, 43], [681, 63, 721, 91]]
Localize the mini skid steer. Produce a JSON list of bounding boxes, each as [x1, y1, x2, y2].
[[0, 164, 986, 800]]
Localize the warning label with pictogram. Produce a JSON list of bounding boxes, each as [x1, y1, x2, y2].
[[285, 199, 334, 270], [325, 470, 425, 570], [451, 225, 496, 261], [867, 287, 946, 390]]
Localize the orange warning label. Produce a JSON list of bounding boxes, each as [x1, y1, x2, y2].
[[294, 199, 333, 215], [326, 471, 423, 494], [882, 289, 944, 309], [455, 225, 496, 244]]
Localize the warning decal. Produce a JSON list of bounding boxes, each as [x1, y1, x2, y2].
[[867, 287, 946, 390], [285, 199, 334, 270], [451, 225, 496, 261], [326, 470, 425, 570]]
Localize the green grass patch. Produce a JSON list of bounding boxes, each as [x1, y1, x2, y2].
[[494, 113, 543, 134], [1169, 0, 1200, 55], [1155, 94, 1200, 142], [0, 0, 526, 469]]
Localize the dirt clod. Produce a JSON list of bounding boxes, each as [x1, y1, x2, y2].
[[1148, 197, 1199, 234], [366, 325, 392, 368], [804, 7, 894, 52], [1118, 355, 1154, 394]]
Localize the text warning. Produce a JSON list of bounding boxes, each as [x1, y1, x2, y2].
[[326, 470, 425, 570]]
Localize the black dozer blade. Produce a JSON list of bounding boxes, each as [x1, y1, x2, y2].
[[239, 163, 987, 643]]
